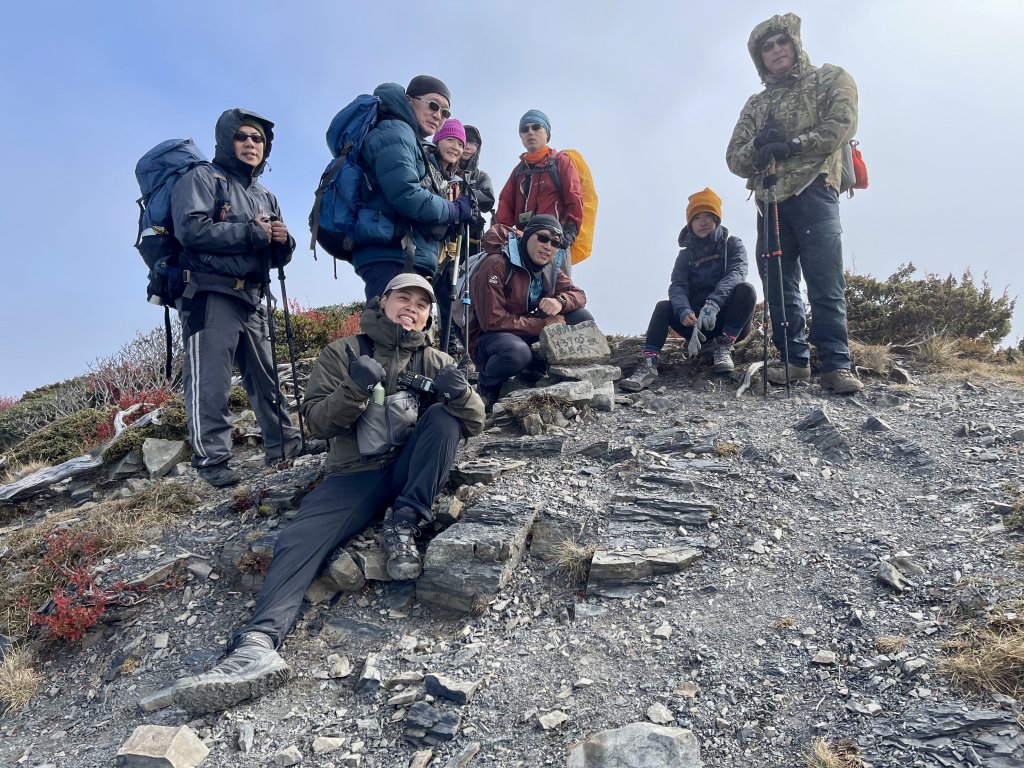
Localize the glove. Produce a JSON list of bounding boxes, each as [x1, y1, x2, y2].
[[433, 364, 468, 401], [345, 344, 385, 393], [448, 191, 474, 224], [688, 328, 705, 358], [755, 142, 791, 172], [698, 301, 719, 331], [754, 117, 787, 150]]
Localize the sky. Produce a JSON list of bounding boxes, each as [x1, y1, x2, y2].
[[2, 1, 1023, 398]]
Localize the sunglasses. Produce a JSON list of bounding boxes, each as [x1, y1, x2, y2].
[[519, 123, 545, 134], [534, 232, 564, 248], [411, 95, 451, 119], [233, 131, 265, 144], [760, 34, 791, 53]]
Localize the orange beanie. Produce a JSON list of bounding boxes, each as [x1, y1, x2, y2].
[[686, 187, 723, 225]]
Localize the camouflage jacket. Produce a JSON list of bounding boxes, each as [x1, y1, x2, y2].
[[726, 13, 858, 203]]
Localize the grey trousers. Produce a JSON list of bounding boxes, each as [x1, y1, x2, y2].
[[179, 291, 299, 467]]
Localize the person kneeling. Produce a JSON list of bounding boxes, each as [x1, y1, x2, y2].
[[468, 215, 593, 408], [170, 274, 485, 713], [622, 188, 756, 391]]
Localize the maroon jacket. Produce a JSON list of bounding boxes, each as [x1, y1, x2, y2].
[[468, 231, 586, 356], [495, 149, 583, 242]]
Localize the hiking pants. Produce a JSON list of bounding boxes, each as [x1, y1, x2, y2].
[[474, 308, 594, 391], [755, 180, 851, 372], [179, 292, 299, 468], [232, 404, 462, 647], [356, 261, 434, 303], [643, 283, 757, 355]]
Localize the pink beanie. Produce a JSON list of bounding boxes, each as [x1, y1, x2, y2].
[[433, 119, 466, 146]]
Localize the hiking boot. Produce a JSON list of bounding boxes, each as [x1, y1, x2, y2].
[[197, 463, 241, 488], [712, 338, 735, 373], [478, 384, 501, 414], [820, 368, 864, 394], [171, 632, 289, 713], [381, 509, 423, 580], [268, 438, 329, 466], [766, 362, 811, 385], [620, 356, 659, 392]]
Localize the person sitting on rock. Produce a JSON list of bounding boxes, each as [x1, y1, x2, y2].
[[621, 187, 756, 391], [170, 273, 485, 713], [468, 215, 593, 409]]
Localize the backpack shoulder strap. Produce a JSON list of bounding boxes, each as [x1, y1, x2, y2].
[[357, 333, 373, 358]]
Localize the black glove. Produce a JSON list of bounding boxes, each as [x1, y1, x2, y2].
[[755, 142, 791, 172], [433, 364, 469, 401], [754, 117, 787, 150], [448, 191, 474, 224], [345, 344, 385, 393]]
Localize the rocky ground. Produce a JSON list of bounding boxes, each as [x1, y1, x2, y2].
[[1, 340, 1023, 768]]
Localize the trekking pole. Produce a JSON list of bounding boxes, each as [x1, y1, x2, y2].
[[277, 265, 307, 454], [439, 231, 463, 354], [763, 160, 791, 398], [262, 252, 287, 463], [460, 221, 472, 365]]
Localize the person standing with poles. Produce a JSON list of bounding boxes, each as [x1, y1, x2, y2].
[[170, 108, 302, 487], [726, 13, 863, 394]]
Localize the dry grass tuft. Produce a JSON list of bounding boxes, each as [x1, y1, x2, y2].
[[849, 341, 892, 375], [1003, 497, 1024, 531], [0, 483, 201, 639], [714, 440, 740, 458], [874, 635, 908, 654], [552, 537, 596, 585], [773, 616, 797, 630], [940, 601, 1024, 701], [804, 737, 862, 768], [0, 647, 41, 714], [499, 393, 573, 419], [912, 335, 962, 370], [0, 459, 51, 485]]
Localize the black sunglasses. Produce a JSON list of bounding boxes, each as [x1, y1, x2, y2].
[[411, 95, 451, 119], [233, 131, 265, 144], [519, 123, 545, 134], [534, 232, 564, 248], [760, 34, 791, 53]]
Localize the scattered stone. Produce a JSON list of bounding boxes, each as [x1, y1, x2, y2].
[[647, 702, 674, 724], [538, 320, 610, 364], [434, 496, 465, 526], [676, 681, 700, 699], [450, 458, 527, 486], [578, 441, 636, 462], [352, 549, 389, 582], [424, 673, 481, 705], [404, 701, 461, 744], [442, 741, 481, 768], [137, 687, 175, 713], [794, 408, 833, 431], [609, 495, 715, 527], [142, 439, 188, 480], [876, 560, 912, 592], [549, 363, 621, 386], [798, 425, 852, 462], [237, 721, 255, 753], [330, 656, 353, 679], [890, 364, 914, 385], [108, 451, 143, 481], [538, 710, 570, 730], [643, 428, 694, 452], [273, 744, 303, 766], [409, 750, 433, 768], [590, 382, 616, 412], [520, 412, 544, 436], [529, 516, 576, 561], [567, 723, 702, 768], [479, 436, 565, 457], [811, 650, 837, 665], [312, 736, 345, 755], [115, 725, 209, 768], [505, 379, 595, 405], [864, 415, 893, 432], [356, 654, 382, 693], [321, 549, 367, 593]]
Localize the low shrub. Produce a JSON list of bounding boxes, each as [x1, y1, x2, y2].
[[8, 408, 108, 467], [272, 300, 364, 361]]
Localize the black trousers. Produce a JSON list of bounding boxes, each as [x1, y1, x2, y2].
[[642, 282, 757, 355], [232, 404, 462, 647]]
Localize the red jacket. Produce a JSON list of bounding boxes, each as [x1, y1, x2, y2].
[[495, 149, 583, 242], [468, 234, 586, 356]]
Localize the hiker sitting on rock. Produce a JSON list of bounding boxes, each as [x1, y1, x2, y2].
[[170, 108, 302, 487], [170, 274, 485, 714], [621, 187, 756, 392], [468, 216, 593, 409]]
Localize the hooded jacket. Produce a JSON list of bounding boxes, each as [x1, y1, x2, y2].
[[495, 148, 583, 243], [458, 126, 496, 241], [171, 108, 295, 308], [351, 83, 453, 276], [725, 13, 858, 203], [301, 300, 485, 477], [668, 225, 748, 321], [467, 230, 586, 356]]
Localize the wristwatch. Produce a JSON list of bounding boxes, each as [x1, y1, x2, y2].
[[790, 136, 803, 153], [557, 294, 568, 308]]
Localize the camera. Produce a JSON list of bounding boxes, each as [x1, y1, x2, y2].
[[397, 371, 434, 394]]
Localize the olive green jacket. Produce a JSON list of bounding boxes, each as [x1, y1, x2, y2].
[[726, 13, 858, 203]]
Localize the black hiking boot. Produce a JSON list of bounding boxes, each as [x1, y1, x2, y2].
[[381, 508, 423, 580], [620, 355, 659, 392], [171, 631, 289, 713], [197, 462, 242, 488]]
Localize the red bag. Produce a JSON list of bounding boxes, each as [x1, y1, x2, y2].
[[850, 140, 868, 189]]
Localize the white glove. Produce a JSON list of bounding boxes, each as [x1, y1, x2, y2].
[[698, 301, 720, 331], [688, 328, 705, 358]]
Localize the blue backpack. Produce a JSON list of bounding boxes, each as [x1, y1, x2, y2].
[[308, 94, 381, 266]]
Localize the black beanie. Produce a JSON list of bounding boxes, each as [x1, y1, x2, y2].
[[406, 75, 451, 103], [522, 214, 564, 244]]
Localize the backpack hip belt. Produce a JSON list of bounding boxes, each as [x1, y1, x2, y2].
[[183, 270, 264, 292]]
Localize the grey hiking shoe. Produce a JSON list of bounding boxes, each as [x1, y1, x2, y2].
[[620, 356, 659, 392], [171, 632, 289, 713], [820, 368, 864, 394], [381, 509, 423, 580], [712, 338, 735, 373], [197, 463, 241, 488], [766, 362, 811, 385]]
